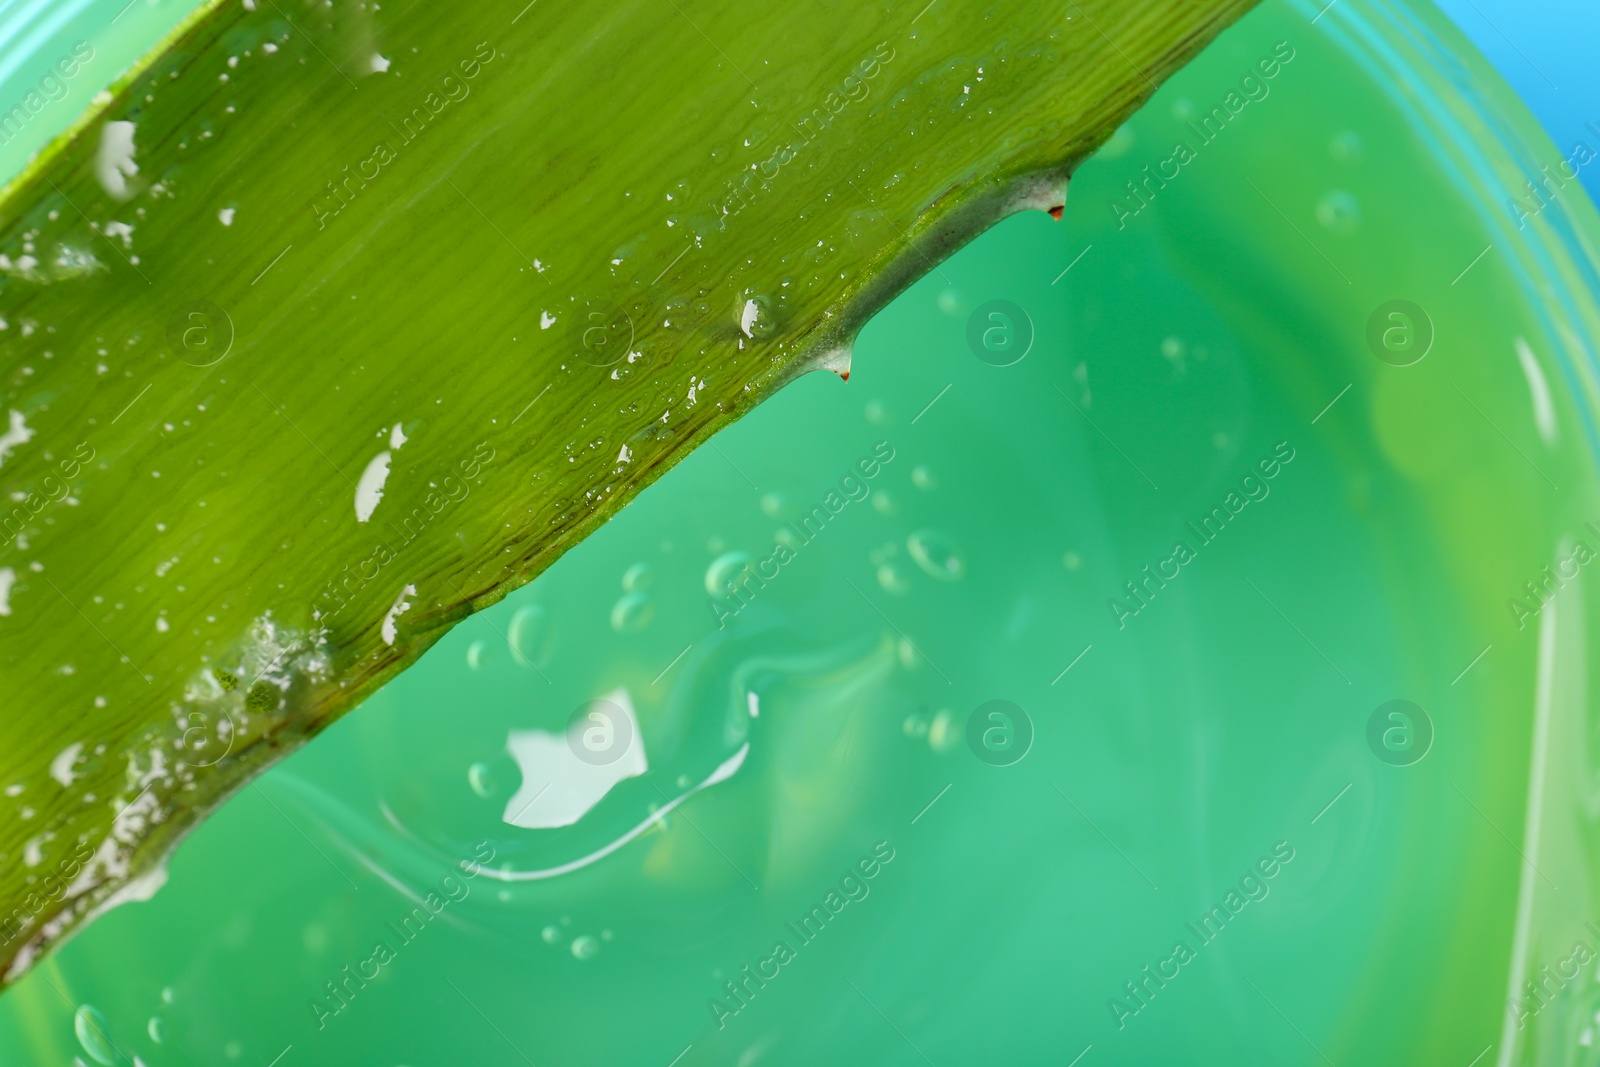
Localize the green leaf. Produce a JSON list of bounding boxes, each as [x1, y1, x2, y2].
[[0, 0, 1253, 982]]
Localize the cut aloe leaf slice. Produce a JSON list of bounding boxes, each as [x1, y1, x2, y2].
[[0, 0, 1256, 983]]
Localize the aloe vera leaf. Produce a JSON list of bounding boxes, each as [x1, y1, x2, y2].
[[0, 0, 1256, 982]]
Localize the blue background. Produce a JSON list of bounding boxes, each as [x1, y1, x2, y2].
[[1439, 0, 1600, 206]]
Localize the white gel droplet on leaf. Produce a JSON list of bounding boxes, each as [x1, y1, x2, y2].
[[95, 121, 139, 200]]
